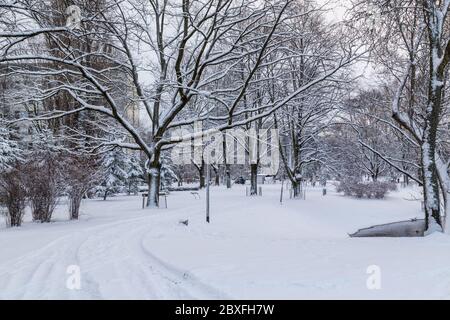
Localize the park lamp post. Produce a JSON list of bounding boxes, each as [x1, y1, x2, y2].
[[205, 109, 211, 223]]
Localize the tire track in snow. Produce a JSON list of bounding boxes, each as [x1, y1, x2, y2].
[[0, 213, 228, 299], [138, 232, 230, 299], [74, 217, 228, 299], [0, 231, 102, 299]]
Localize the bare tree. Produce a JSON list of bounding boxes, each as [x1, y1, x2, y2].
[[1, 0, 362, 209]]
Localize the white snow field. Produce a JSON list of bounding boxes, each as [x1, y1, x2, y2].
[[1, 184, 450, 300]]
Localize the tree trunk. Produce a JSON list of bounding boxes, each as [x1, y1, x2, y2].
[[420, 32, 445, 232], [421, 142, 442, 232], [212, 166, 220, 186], [222, 133, 232, 189], [292, 180, 301, 198], [147, 161, 161, 208], [69, 194, 82, 220], [197, 160, 205, 189], [436, 156, 450, 233], [8, 199, 25, 227], [103, 190, 108, 201], [10, 210, 21, 227], [250, 163, 258, 195], [372, 173, 378, 182], [225, 164, 231, 188], [215, 170, 220, 186]]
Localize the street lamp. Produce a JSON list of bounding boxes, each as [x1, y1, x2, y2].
[[205, 109, 211, 223]]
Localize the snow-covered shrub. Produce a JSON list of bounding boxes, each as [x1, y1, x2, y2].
[[65, 155, 100, 220], [337, 179, 359, 196], [387, 182, 398, 192], [337, 179, 393, 199], [354, 183, 365, 198], [0, 126, 23, 170], [366, 182, 384, 199], [25, 152, 64, 223], [0, 205, 9, 228], [0, 165, 27, 227]]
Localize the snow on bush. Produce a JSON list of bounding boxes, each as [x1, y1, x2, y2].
[[95, 149, 144, 200], [0, 127, 22, 170], [337, 179, 397, 199], [65, 155, 101, 220], [26, 152, 64, 223], [0, 205, 9, 228], [0, 165, 27, 227]]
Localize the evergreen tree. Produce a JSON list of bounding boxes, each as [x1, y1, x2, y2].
[[126, 153, 144, 195], [0, 127, 22, 170], [97, 149, 129, 200]]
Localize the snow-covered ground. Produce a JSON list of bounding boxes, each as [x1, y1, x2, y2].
[[1, 183, 450, 300]]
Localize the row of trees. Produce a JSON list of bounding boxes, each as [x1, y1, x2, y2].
[[341, 0, 450, 233], [2, 0, 450, 235], [0, 126, 145, 226], [0, 0, 362, 207]]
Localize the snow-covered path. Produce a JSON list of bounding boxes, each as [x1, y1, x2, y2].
[[0, 208, 228, 299], [2, 184, 450, 299]]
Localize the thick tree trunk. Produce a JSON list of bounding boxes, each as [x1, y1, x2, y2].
[[147, 161, 161, 208], [421, 34, 445, 232], [192, 160, 206, 189], [436, 156, 450, 233], [403, 174, 409, 186], [10, 210, 21, 227], [69, 194, 82, 220], [197, 161, 205, 189], [371, 169, 378, 182], [292, 180, 301, 198], [103, 190, 108, 201], [215, 172, 220, 186], [250, 163, 258, 195], [421, 142, 442, 232], [225, 164, 231, 188], [212, 166, 220, 186]]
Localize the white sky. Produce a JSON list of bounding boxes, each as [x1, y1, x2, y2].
[[319, 0, 379, 88]]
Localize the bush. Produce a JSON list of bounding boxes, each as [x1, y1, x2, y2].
[[337, 179, 394, 199], [65, 155, 100, 220], [0, 202, 9, 228], [387, 182, 398, 192], [354, 183, 365, 198], [0, 165, 27, 227], [25, 152, 63, 223]]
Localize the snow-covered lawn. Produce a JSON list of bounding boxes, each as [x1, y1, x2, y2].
[[1, 184, 449, 299]]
